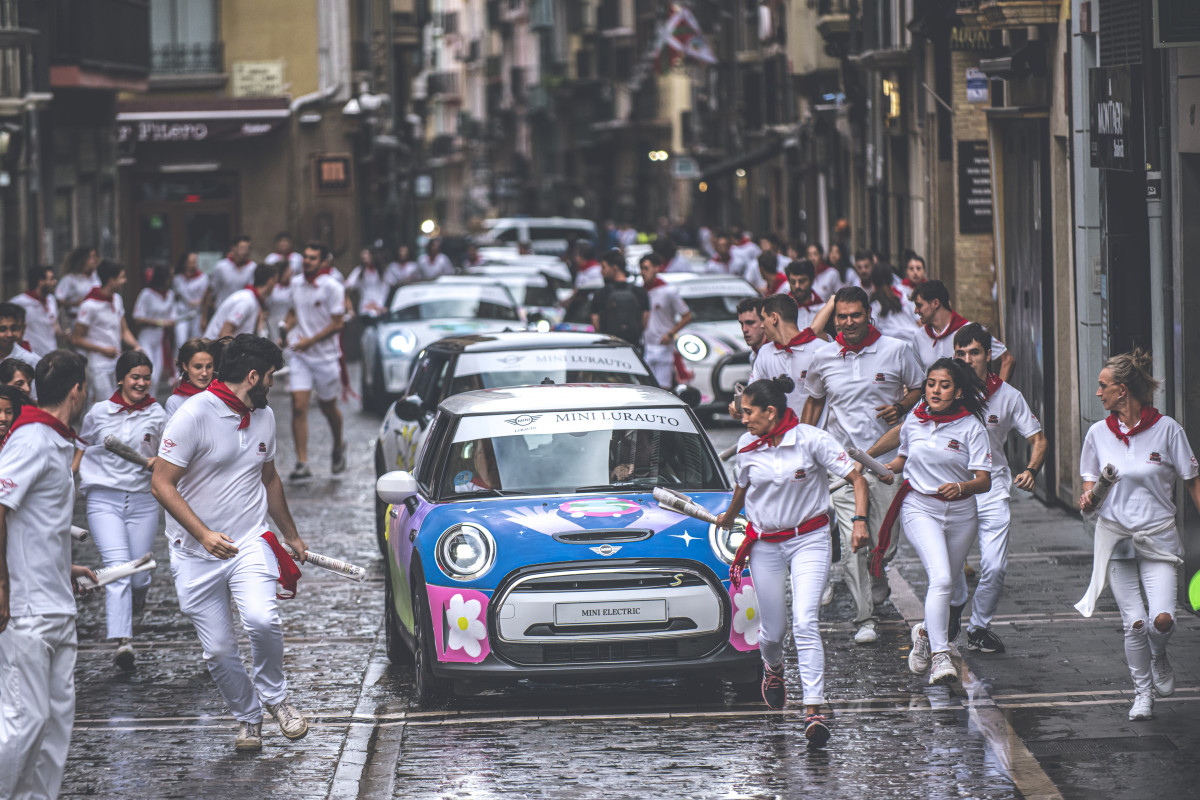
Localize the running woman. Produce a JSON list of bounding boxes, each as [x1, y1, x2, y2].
[[72, 260, 141, 401], [715, 375, 870, 749], [951, 324, 1046, 652], [73, 351, 166, 671], [879, 357, 991, 685], [166, 338, 217, 417], [133, 263, 179, 392], [151, 334, 310, 751], [172, 251, 210, 343], [1077, 349, 1200, 721]]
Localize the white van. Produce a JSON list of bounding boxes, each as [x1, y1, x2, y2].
[[481, 217, 597, 255]]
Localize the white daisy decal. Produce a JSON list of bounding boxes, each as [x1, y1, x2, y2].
[[732, 585, 760, 646], [445, 593, 487, 658]]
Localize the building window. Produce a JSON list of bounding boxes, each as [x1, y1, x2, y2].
[[150, 0, 222, 74]]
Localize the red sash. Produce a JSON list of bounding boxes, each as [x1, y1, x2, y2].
[[260, 531, 302, 599], [731, 514, 830, 588]]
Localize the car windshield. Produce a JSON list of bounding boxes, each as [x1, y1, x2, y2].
[[448, 348, 656, 394], [389, 284, 521, 321], [677, 293, 753, 322], [440, 407, 725, 498], [506, 282, 558, 307]]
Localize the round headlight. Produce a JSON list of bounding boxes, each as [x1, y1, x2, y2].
[[387, 329, 417, 354], [535, 318, 551, 333], [436, 523, 496, 580], [677, 333, 708, 362], [708, 517, 748, 564]]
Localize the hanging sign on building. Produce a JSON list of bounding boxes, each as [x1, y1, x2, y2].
[[232, 61, 286, 98], [314, 154, 353, 194], [1089, 65, 1143, 171], [957, 140, 993, 235], [966, 68, 989, 103]]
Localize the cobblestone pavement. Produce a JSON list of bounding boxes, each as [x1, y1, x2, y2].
[[58, 389, 1200, 799]]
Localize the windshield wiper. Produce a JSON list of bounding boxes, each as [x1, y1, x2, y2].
[[450, 488, 529, 499], [574, 482, 660, 493]]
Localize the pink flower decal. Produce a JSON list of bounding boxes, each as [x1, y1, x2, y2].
[[728, 577, 760, 652], [424, 584, 491, 663]]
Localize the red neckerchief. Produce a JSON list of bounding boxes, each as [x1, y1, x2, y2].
[[925, 311, 969, 345], [984, 373, 1003, 398], [902, 278, 918, 288], [730, 513, 830, 588], [23, 290, 49, 311], [814, 261, 830, 274], [303, 267, 332, 286], [737, 235, 752, 246], [889, 286, 904, 299], [228, 253, 251, 267], [836, 325, 883, 358], [765, 272, 787, 294], [108, 390, 156, 414], [260, 531, 302, 600], [244, 284, 268, 308], [738, 408, 800, 454], [645, 276, 667, 291], [207, 380, 252, 430], [3, 406, 79, 447], [711, 252, 731, 266], [1106, 406, 1163, 445], [793, 290, 822, 309], [773, 328, 818, 353], [172, 381, 203, 398], [185, 270, 206, 282], [84, 287, 116, 310], [912, 399, 971, 424]]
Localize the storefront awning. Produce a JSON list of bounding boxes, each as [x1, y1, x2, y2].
[[115, 98, 290, 145]]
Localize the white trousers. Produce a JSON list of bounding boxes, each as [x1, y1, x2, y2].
[[750, 528, 831, 706], [1109, 558, 1177, 694], [830, 473, 898, 625], [169, 538, 287, 722], [950, 468, 1012, 629], [86, 488, 161, 640], [137, 328, 170, 392], [86, 354, 117, 404], [0, 614, 76, 800], [643, 345, 674, 388], [901, 492, 978, 654]]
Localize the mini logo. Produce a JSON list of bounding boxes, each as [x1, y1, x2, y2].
[[162, 438, 177, 451], [505, 414, 542, 427], [590, 544, 622, 557], [0, 477, 16, 494], [874, 372, 886, 383], [794, 468, 808, 481], [258, 442, 267, 454], [498, 354, 525, 365], [1192, 456, 1198, 468], [987, 414, 999, 425], [946, 438, 962, 452], [1149, 451, 1162, 465]]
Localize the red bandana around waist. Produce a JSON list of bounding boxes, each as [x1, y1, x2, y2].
[[172, 381, 203, 398], [1106, 406, 1162, 445], [911, 400, 971, 424], [4, 407, 79, 447], [836, 326, 882, 358], [206, 380, 252, 429], [260, 531, 302, 599], [730, 513, 830, 587], [925, 311, 968, 344], [109, 390, 156, 413], [738, 408, 800, 454], [773, 329, 818, 354]]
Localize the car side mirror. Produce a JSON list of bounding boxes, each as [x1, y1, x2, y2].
[[393, 395, 424, 422], [377, 470, 419, 505]]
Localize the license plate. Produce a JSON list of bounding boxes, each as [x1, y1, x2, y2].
[[554, 600, 668, 625]]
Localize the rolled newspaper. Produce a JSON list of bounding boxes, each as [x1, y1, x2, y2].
[[732, 382, 746, 414], [719, 443, 738, 462], [280, 542, 366, 582], [70, 525, 89, 543], [846, 446, 894, 480], [76, 553, 156, 591], [103, 435, 150, 468], [653, 487, 722, 527], [1089, 463, 1120, 508]]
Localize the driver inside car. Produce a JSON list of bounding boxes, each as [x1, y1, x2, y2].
[[452, 439, 501, 493]]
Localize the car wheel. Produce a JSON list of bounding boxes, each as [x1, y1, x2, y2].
[[383, 573, 413, 665], [374, 444, 389, 558], [411, 569, 452, 707]]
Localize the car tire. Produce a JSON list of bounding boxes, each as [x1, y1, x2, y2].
[[383, 574, 414, 665], [411, 568, 452, 707], [374, 444, 389, 558]]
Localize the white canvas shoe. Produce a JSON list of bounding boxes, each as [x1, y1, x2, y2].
[[908, 624, 931, 674]]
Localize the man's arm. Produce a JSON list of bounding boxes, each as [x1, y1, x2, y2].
[[151, 459, 239, 559], [1012, 431, 1048, 491], [809, 296, 836, 340], [995, 350, 1015, 381], [262, 461, 307, 560], [0, 505, 9, 632], [294, 314, 344, 351], [801, 395, 826, 427], [72, 321, 115, 357]]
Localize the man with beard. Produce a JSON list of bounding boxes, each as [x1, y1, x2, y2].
[[151, 334, 310, 753]]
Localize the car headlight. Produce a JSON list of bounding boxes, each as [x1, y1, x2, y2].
[[535, 318, 551, 333], [386, 329, 417, 354], [708, 517, 748, 564], [435, 523, 496, 580], [677, 333, 707, 362]]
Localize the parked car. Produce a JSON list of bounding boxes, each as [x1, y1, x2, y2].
[[440, 272, 563, 331], [360, 279, 525, 412], [480, 217, 597, 255], [375, 384, 757, 704]]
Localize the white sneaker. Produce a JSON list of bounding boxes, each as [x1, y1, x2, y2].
[[265, 696, 309, 740], [1151, 652, 1175, 697], [908, 624, 931, 674], [235, 721, 263, 752], [853, 619, 879, 644], [114, 638, 135, 672], [929, 652, 957, 686], [820, 581, 834, 607], [1128, 690, 1154, 721]]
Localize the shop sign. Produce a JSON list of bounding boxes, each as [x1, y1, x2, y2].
[[1089, 65, 1142, 171], [116, 118, 285, 145], [232, 61, 285, 98], [949, 24, 999, 53], [957, 140, 993, 235], [966, 68, 988, 103], [315, 154, 353, 194]]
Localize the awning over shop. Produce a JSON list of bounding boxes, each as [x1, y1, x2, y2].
[[700, 135, 799, 181], [115, 97, 290, 146]]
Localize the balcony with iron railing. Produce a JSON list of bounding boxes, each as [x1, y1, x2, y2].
[[957, 0, 1061, 28], [151, 41, 224, 75], [427, 70, 462, 100]]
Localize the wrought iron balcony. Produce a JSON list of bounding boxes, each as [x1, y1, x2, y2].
[[427, 70, 461, 99], [151, 41, 224, 75]]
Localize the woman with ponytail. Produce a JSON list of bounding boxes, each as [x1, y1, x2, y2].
[[878, 357, 991, 686], [166, 338, 216, 416], [1078, 348, 1200, 721], [715, 374, 870, 749]]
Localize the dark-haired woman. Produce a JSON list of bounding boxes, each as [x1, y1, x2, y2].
[[173, 251, 210, 344], [165, 337, 216, 417], [0, 383, 24, 445], [134, 263, 179, 391], [73, 351, 166, 671], [880, 358, 991, 686], [868, 262, 917, 339], [812, 242, 859, 299], [0, 357, 35, 398], [55, 244, 100, 338], [716, 374, 870, 749]]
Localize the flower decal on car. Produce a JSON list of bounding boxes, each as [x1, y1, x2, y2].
[[730, 580, 761, 651], [445, 593, 487, 658], [425, 584, 492, 663]]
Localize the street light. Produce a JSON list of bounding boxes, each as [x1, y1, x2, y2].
[[648, 150, 669, 162], [420, 219, 437, 235]]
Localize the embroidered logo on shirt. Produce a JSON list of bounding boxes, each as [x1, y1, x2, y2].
[[1148, 451, 1163, 465], [945, 439, 962, 452], [0, 477, 16, 496], [987, 414, 999, 425], [874, 373, 886, 383], [258, 442, 267, 454], [162, 438, 177, 452], [143, 433, 152, 443], [793, 468, 807, 481]]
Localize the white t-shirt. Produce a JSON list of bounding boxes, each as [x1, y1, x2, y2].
[[211, 258, 257, 306], [173, 271, 210, 315], [729, 239, 762, 280], [204, 287, 261, 339], [55, 271, 99, 326], [264, 251, 304, 274], [706, 255, 735, 275], [158, 391, 277, 558], [133, 288, 177, 340], [1080, 415, 1198, 535], [4, 342, 39, 370], [0, 419, 77, 616], [793, 292, 824, 332], [643, 283, 689, 351], [12, 291, 59, 356], [418, 253, 454, 280], [909, 318, 1007, 373], [164, 390, 196, 417], [575, 263, 603, 289], [812, 266, 859, 300], [804, 333, 924, 460], [735, 424, 854, 533], [898, 408, 992, 495], [743, 253, 789, 292], [983, 380, 1041, 472], [346, 265, 393, 313], [77, 399, 167, 494], [385, 261, 421, 286], [287, 272, 346, 362], [77, 292, 125, 361], [750, 336, 820, 415]]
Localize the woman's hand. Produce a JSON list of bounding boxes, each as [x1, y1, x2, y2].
[[850, 519, 870, 552], [714, 509, 738, 530], [936, 482, 966, 500], [1079, 490, 1096, 513]]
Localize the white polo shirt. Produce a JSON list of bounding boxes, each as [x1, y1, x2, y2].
[[3, 342, 40, 369], [735, 424, 854, 533], [12, 291, 59, 356], [983, 380, 1041, 472], [158, 391, 277, 559], [750, 336, 821, 415], [133, 287, 176, 328], [173, 271, 210, 315], [288, 272, 346, 362], [77, 292, 125, 359], [418, 253, 454, 280], [77, 398, 167, 494], [55, 271, 99, 326], [211, 258, 256, 306], [346, 265, 392, 313], [804, 333, 924, 460], [898, 408, 992, 495], [909, 317, 1007, 373], [0, 418, 77, 617], [575, 263, 603, 289], [793, 292, 824, 332], [1080, 414, 1198, 535], [204, 287, 261, 339], [385, 261, 421, 286], [643, 283, 689, 351]]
